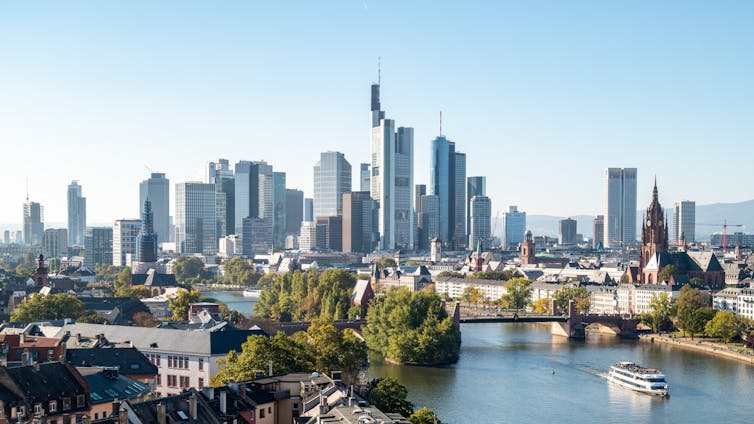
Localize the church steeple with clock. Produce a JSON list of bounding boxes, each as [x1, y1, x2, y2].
[[640, 178, 669, 282]]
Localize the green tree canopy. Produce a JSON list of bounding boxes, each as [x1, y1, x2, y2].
[[409, 407, 441, 424], [113, 267, 132, 291], [378, 256, 397, 268], [676, 285, 711, 338], [222, 257, 260, 286], [76, 310, 106, 324], [366, 377, 414, 418], [364, 287, 460, 365], [705, 310, 742, 342], [11, 294, 85, 322], [173, 257, 207, 282], [168, 289, 201, 321], [293, 320, 367, 383], [553, 286, 590, 314], [436, 271, 465, 279], [460, 286, 484, 306], [503, 277, 532, 309], [468, 270, 517, 281], [115, 284, 151, 299], [657, 265, 679, 283], [646, 292, 675, 332]]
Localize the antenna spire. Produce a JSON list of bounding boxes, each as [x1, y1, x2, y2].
[[25, 177, 29, 202], [440, 111, 443, 136]]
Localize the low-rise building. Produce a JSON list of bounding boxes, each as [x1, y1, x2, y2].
[[713, 287, 742, 314], [634, 284, 681, 315], [434, 277, 507, 301], [589, 286, 618, 315], [79, 366, 151, 421]]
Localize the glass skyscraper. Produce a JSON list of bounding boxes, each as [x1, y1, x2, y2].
[[313, 151, 351, 218], [67, 181, 86, 246], [175, 182, 217, 255], [604, 168, 637, 248], [139, 173, 170, 244]]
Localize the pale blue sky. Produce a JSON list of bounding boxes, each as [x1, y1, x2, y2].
[[1, 1, 753, 225]]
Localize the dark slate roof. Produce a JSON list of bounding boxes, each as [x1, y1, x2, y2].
[[80, 297, 149, 323], [66, 347, 158, 377], [686, 251, 724, 272], [0, 362, 87, 405], [80, 368, 151, 404], [126, 389, 221, 424], [132, 272, 178, 287]]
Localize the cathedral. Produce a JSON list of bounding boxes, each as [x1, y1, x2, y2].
[[638, 180, 725, 288]]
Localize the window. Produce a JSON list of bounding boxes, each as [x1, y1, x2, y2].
[[63, 398, 71, 410], [34, 404, 43, 414], [198, 358, 203, 371], [49, 400, 57, 413], [156, 374, 162, 386], [268, 406, 272, 414], [48, 349, 55, 357], [167, 375, 177, 387], [18, 405, 26, 417], [77, 395, 85, 408], [168, 356, 173, 368], [260, 409, 265, 418], [179, 376, 190, 388], [198, 378, 204, 389]]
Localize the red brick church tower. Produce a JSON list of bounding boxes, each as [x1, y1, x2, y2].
[[32, 253, 49, 287], [520, 230, 537, 265], [640, 179, 669, 283]]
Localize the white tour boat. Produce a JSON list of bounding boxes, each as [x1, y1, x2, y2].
[[242, 288, 262, 298], [608, 361, 669, 396]]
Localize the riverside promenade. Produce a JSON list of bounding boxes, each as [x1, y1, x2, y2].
[[640, 333, 754, 365]]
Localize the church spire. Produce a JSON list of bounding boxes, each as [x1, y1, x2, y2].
[[653, 176, 658, 201]]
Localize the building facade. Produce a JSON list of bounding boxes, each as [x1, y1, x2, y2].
[[430, 136, 466, 249], [113, 219, 141, 267], [360, 163, 371, 192], [67, 181, 86, 246], [175, 182, 217, 255], [469, 195, 491, 250], [503, 206, 526, 249], [23, 201, 44, 245], [593, 215, 604, 249], [273, 172, 287, 250], [84, 227, 113, 268], [313, 151, 351, 219], [285, 189, 304, 238], [43, 228, 68, 259], [342, 191, 377, 253], [559, 218, 578, 245], [604, 167, 637, 248], [673, 200, 696, 243], [467, 176, 486, 239], [139, 173, 170, 245]]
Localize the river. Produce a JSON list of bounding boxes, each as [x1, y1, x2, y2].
[[369, 323, 754, 423], [201, 290, 257, 316]]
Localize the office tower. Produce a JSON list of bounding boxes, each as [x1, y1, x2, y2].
[[315, 216, 342, 252], [285, 189, 304, 238], [467, 176, 486, 236], [299, 221, 317, 252], [84, 227, 113, 268], [67, 181, 86, 246], [559, 218, 578, 245], [43, 228, 68, 258], [14, 231, 22, 244], [342, 192, 377, 253], [370, 79, 414, 250], [593, 215, 605, 249], [469, 196, 492, 250], [360, 163, 371, 192], [273, 172, 287, 250], [304, 198, 314, 222], [175, 182, 217, 255], [673, 200, 696, 243], [418, 194, 440, 250], [313, 151, 351, 218], [207, 159, 235, 238], [234, 161, 273, 234], [454, 152, 467, 249], [604, 168, 637, 248], [242, 217, 273, 256], [139, 173, 170, 244], [415, 184, 427, 217], [133, 200, 158, 273], [113, 219, 141, 267], [503, 206, 526, 249], [23, 201, 44, 245], [3, 231, 9, 244]]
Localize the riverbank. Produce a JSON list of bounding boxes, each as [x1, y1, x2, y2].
[[639, 333, 754, 366]]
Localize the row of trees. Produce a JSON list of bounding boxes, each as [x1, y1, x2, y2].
[[253, 269, 357, 321], [11, 293, 102, 323], [364, 287, 461, 365]]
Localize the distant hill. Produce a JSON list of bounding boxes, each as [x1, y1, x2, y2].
[[498, 199, 754, 241]]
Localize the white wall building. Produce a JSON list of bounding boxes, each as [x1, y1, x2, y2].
[[113, 219, 141, 267]]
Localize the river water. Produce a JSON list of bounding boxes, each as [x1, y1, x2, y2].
[[204, 294, 754, 423], [369, 323, 754, 423]]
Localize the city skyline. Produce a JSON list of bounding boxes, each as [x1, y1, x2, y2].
[[2, 1, 753, 225]]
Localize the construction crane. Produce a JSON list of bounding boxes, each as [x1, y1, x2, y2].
[[697, 220, 744, 252], [490, 210, 502, 247]]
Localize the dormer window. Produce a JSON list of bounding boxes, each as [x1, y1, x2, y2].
[[76, 395, 85, 408], [34, 404, 43, 415], [49, 400, 57, 413], [63, 398, 71, 410]]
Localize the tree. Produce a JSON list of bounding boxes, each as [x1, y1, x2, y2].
[[298, 320, 367, 383], [172, 257, 206, 282], [647, 292, 675, 332], [11, 294, 85, 322], [533, 298, 552, 314], [15, 263, 35, 276], [168, 289, 201, 321], [364, 287, 460, 365], [113, 267, 132, 291], [503, 277, 532, 310], [211, 333, 315, 385], [409, 407, 441, 424], [366, 377, 414, 417], [76, 310, 106, 324], [133, 311, 160, 327], [705, 310, 742, 342], [460, 286, 484, 307], [116, 285, 151, 299], [676, 285, 711, 338], [657, 265, 678, 283], [553, 286, 590, 314], [437, 271, 465, 279], [222, 257, 259, 286], [468, 270, 517, 281], [378, 256, 397, 268], [745, 333, 754, 351]]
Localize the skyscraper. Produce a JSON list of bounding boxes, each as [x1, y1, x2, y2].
[[467, 176, 486, 236], [304, 198, 314, 222], [207, 159, 235, 238], [430, 136, 466, 249], [313, 151, 351, 218], [673, 200, 696, 243], [84, 227, 113, 268], [113, 219, 141, 267], [593, 215, 605, 249], [139, 173, 170, 244], [453, 152, 467, 249], [234, 161, 273, 234], [370, 79, 414, 250], [503, 206, 526, 249], [23, 201, 44, 245], [469, 196, 491, 250], [175, 182, 217, 255], [242, 217, 272, 256], [604, 168, 638, 248], [285, 189, 304, 237], [273, 172, 287, 250], [342, 191, 377, 253], [133, 200, 158, 273], [43, 228, 68, 259], [360, 163, 371, 192], [418, 194, 440, 249], [67, 181, 86, 246], [559, 218, 578, 245]]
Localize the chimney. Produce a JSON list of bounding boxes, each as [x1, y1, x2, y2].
[[268, 361, 273, 377], [111, 400, 120, 417], [119, 408, 128, 424], [82, 415, 91, 424], [156, 403, 167, 424], [219, 390, 227, 415], [21, 350, 30, 366], [189, 392, 198, 420]]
